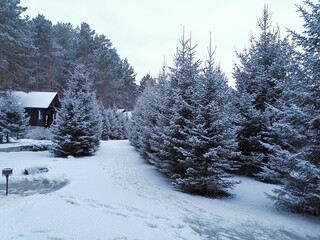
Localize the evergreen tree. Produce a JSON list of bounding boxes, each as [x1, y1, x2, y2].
[[30, 15, 54, 90], [268, 0, 320, 215], [107, 108, 119, 139], [117, 59, 138, 110], [0, 0, 34, 91], [73, 26, 139, 110], [130, 34, 239, 196], [291, 0, 320, 171], [129, 64, 170, 167], [92, 34, 121, 107], [74, 22, 95, 68], [156, 33, 201, 185], [101, 107, 112, 140], [255, 37, 297, 183], [0, 90, 28, 142], [102, 107, 128, 140], [233, 6, 294, 178], [138, 74, 156, 93], [129, 77, 166, 163], [51, 22, 76, 92], [51, 64, 102, 157], [179, 41, 239, 196], [116, 109, 129, 139], [129, 88, 153, 154]]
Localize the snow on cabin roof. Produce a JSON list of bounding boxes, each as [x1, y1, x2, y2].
[[14, 91, 58, 109]]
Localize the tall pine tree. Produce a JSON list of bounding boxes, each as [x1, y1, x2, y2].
[[30, 14, 54, 90], [51, 22, 76, 92], [0, 0, 34, 91]]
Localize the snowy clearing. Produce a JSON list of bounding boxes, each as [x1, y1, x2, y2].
[[0, 140, 319, 240]]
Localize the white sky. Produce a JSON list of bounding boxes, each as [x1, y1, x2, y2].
[[20, 0, 304, 86]]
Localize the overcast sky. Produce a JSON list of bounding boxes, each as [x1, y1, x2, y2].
[[20, 0, 304, 86]]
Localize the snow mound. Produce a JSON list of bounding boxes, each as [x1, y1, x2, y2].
[[23, 167, 49, 175]]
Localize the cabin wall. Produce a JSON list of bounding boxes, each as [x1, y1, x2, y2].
[[25, 108, 44, 127], [25, 108, 56, 127]]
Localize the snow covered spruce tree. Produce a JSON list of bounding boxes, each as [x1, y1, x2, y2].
[[172, 40, 239, 196], [255, 41, 297, 183], [233, 7, 294, 179], [129, 84, 159, 160], [154, 34, 202, 191], [101, 107, 128, 140], [267, 0, 320, 215], [129, 67, 169, 166], [101, 106, 112, 140], [0, 90, 28, 142], [141, 34, 237, 196], [147, 67, 171, 167], [51, 64, 102, 157]]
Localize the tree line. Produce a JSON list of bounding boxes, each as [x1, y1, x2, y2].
[[1, 0, 318, 216], [0, 0, 139, 110], [129, 2, 320, 216]]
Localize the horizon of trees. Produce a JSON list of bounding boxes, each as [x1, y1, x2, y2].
[[0, 0, 318, 216], [0, 0, 139, 110]]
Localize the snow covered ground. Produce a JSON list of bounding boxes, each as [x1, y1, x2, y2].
[[0, 140, 319, 240]]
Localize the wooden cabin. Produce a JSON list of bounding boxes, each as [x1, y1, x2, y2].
[[14, 91, 61, 128]]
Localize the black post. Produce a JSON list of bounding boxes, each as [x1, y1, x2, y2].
[[5, 176, 8, 195], [2, 168, 13, 196]]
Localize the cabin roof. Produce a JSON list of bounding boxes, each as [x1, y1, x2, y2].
[[14, 91, 59, 109]]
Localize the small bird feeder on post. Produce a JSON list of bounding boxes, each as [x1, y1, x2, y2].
[[2, 168, 13, 195]]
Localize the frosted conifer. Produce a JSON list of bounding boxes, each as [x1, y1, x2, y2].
[[234, 6, 294, 178], [51, 64, 102, 157], [268, 0, 320, 215]]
